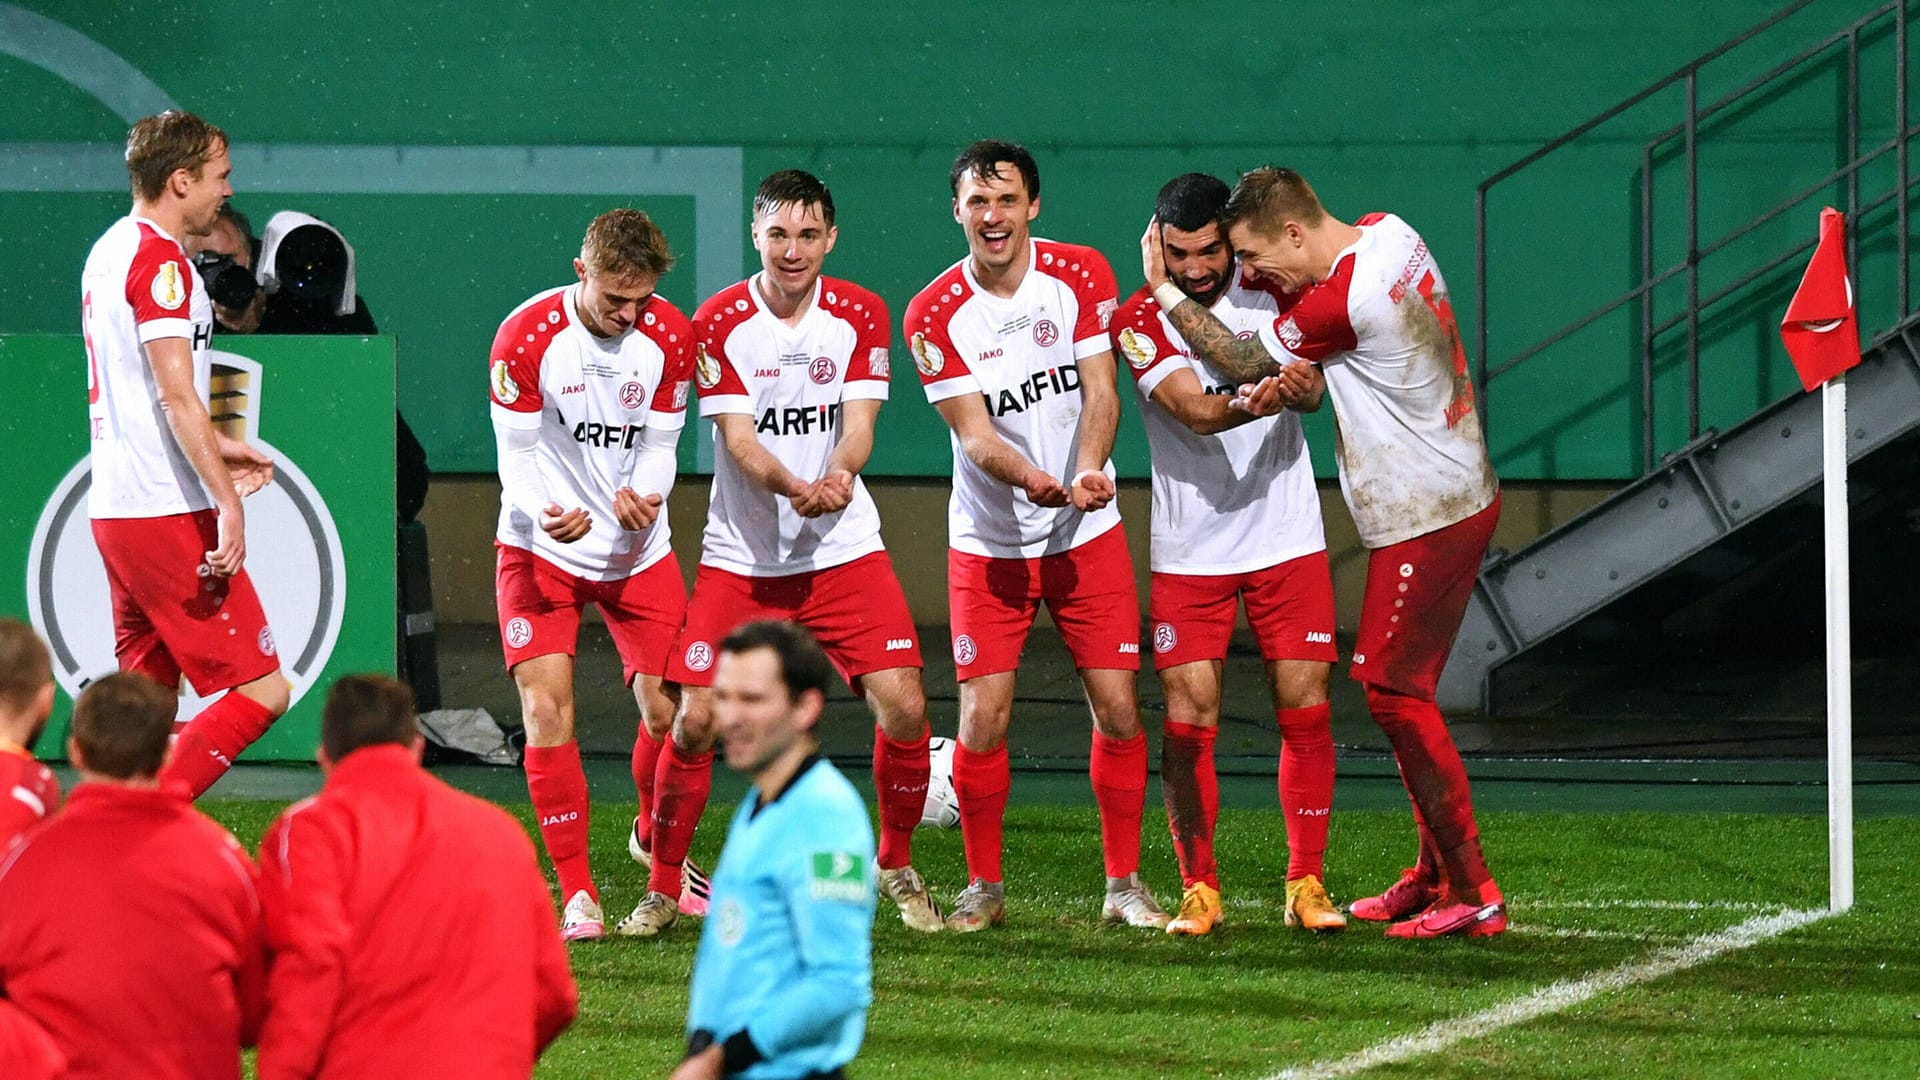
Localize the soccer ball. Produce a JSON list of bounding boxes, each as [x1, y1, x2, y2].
[[920, 736, 961, 829]]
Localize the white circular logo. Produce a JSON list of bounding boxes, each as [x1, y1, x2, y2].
[[1399, 562, 1415, 578], [912, 333, 945, 378], [685, 641, 714, 672], [257, 627, 276, 657], [619, 380, 645, 409], [952, 634, 977, 666], [1152, 623, 1177, 654], [505, 617, 533, 649], [1032, 319, 1060, 347]]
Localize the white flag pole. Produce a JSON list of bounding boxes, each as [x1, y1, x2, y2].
[[1822, 369, 1854, 913]]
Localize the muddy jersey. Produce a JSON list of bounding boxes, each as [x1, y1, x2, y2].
[[489, 284, 693, 580], [1254, 213, 1497, 548], [1112, 267, 1326, 575], [692, 275, 892, 576], [908, 239, 1122, 559], [83, 216, 217, 519]]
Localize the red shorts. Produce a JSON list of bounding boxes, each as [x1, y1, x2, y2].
[[1350, 493, 1501, 699], [1149, 551, 1339, 670], [495, 543, 688, 686], [666, 550, 922, 689], [947, 522, 1141, 680], [92, 511, 280, 695]]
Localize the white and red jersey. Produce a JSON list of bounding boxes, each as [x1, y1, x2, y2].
[[1256, 213, 1498, 548], [0, 745, 59, 850], [82, 215, 216, 520], [908, 239, 1122, 559], [1112, 266, 1326, 575], [489, 284, 694, 581], [692, 275, 893, 576]]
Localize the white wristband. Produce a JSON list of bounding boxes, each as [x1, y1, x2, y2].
[[1071, 469, 1102, 489], [1152, 281, 1187, 312]]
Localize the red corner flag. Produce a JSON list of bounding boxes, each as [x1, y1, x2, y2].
[[1779, 207, 1862, 392]]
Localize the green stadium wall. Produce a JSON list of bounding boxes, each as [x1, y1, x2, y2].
[[3, 0, 1911, 481]]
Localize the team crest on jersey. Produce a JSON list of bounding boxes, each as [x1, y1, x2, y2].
[[694, 343, 722, 389], [671, 379, 690, 410], [619, 380, 645, 409], [1276, 316, 1305, 350], [867, 346, 891, 378], [1153, 623, 1177, 654], [1096, 298, 1117, 330], [809, 356, 836, 385], [257, 627, 277, 657], [151, 261, 187, 310], [506, 617, 533, 649], [952, 634, 977, 666], [1032, 319, 1060, 347], [684, 641, 714, 672], [912, 333, 944, 377], [1118, 327, 1157, 370], [491, 359, 520, 404]]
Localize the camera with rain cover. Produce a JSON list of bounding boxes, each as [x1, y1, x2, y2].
[[190, 250, 260, 310]]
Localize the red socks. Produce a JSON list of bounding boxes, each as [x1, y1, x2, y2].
[[631, 724, 664, 828], [524, 741, 594, 902], [1160, 721, 1219, 889], [1276, 702, 1336, 881], [952, 741, 1010, 883], [873, 728, 930, 870], [1365, 685, 1496, 904], [648, 737, 713, 897], [1089, 730, 1147, 880], [160, 691, 276, 799]]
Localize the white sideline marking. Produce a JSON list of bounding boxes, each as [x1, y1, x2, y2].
[[1507, 925, 1689, 943], [1260, 906, 1829, 1080], [1523, 899, 1769, 912]]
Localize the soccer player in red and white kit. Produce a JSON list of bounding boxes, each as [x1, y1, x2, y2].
[[489, 209, 699, 942], [256, 675, 577, 1079], [1118, 174, 1346, 937], [630, 170, 945, 937], [1188, 167, 1505, 938], [0, 620, 60, 849], [81, 111, 289, 798], [908, 141, 1169, 932], [0, 673, 266, 1080]]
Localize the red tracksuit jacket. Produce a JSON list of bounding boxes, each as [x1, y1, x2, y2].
[[255, 744, 578, 1080], [0, 742, 59, 850], [0, 783, 266, 1080]]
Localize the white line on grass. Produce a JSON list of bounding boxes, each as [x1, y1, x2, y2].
[[1522, 899, 1770, 911], [1506, 925, 1691, 943], [1259, 906, 1829, 1080]]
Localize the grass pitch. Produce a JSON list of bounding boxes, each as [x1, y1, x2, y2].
[[207, 799, 1920, 1079]]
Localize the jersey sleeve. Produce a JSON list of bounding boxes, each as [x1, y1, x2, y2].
[[905, 287, 978, 404], [1110, 293, 1192, 398], [1070, 248, 1120, 359], [645, 304, 695, 431], [694, 311, 753, 418], [1259, 256, 1359, 365], [488, 312, 548, 427], [841, 289, 892, 404], [126, 232, 194, 343]]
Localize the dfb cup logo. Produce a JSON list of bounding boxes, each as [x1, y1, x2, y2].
[[1153, 623, 1178, 655], [952, 634, 977, 666], [619, 380, 645, 409], [27, 350, 347, 727], [685, 641, 714, 672], [1032, 319, 1060, 347], [505, 617, 534, 649], [809, 356, 836, 385]]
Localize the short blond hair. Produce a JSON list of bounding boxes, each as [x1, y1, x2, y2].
[[581, 209, 675, 279], [126, 110, 227, 202], [1221, 166, 1328, 239]]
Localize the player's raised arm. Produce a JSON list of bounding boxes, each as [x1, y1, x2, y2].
[[932, 394, 1069, 507], [1142, 219, 1282, 384]]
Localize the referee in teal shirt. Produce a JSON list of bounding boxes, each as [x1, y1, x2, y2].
[[673, 621, 876, 1080]]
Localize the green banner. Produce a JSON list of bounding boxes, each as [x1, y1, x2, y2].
[[1, 334, 397, 761]]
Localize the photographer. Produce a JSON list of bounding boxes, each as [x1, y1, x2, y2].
[[185, 204, 266, 334]]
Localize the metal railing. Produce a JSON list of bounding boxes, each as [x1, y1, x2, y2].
[[1475, 0, 1915, 474]]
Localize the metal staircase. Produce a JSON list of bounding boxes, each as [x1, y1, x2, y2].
[[1439, 0, 1920, 711]]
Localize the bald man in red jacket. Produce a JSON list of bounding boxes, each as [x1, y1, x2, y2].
[[256, 674, 578, 1080], [0, 672, 266, 1080]]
